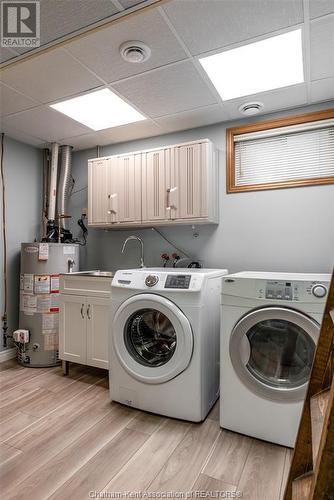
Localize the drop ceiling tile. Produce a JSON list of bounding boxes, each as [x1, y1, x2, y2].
[[0, 83, 38, 116], [64, 8, 187, 83], [2, 106, 91, 142], [309, 0, 334, 19], [220, 84, 308, 120], [58, 132, 112, 151], [163, 0, 303, 55], [0, 49, 103, 103], [98, 119, 163, 144], [0, 123, 45, 147], [37, 0, 119, 46], [310, 77, 334, 102], [0, 48, 18, 64], [310, 16, 334, 80], [113, 61, 217, 118], [155, 104, 232, 132], [118, 0, 149, 8]]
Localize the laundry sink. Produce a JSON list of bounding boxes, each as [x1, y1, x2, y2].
[[67, 270, 113, 277], [60, 271, 113, 297]]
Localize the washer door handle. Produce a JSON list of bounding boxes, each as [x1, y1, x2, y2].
[[240, 335, 251, 366]]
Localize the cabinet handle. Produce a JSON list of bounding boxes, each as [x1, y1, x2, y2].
[[166, 187, 177, 210], [107, 193, 117, 215], [80, 304, 85, 319], [87, 304, 91, 320]]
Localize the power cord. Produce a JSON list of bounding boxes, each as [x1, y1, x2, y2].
[[0, 133, 8, 347], [151, 227, 192, 260]]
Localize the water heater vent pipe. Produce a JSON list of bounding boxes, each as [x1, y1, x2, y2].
[[47, 143, 59, 221], [57, 145, 73, 229]]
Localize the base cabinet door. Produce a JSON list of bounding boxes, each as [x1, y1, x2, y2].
[[86, 297, 109, 369], [59, 295, 86, 364]]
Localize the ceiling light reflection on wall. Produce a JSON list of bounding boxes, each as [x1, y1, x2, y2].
[[199, 29, 304, 101], [50, 88, 146, 130]]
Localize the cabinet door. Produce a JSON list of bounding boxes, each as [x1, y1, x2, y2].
[[142, 148, 172, 222], [106, 154, 141, 224], [88, 159, 109, 224], [174, 142, 207, 219], [59, 295, 86, 363], [86, 297, 109, 370]]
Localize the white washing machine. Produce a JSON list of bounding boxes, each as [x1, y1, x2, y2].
[[220, 271, 330, 447], [109, 267, 228, 422]]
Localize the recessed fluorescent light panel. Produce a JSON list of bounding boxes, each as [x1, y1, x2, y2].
[[199, 29, 304, 101], [50, 88, 146, 130]]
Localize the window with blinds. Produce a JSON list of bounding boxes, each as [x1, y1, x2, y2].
[[226, 110, 334, 193]]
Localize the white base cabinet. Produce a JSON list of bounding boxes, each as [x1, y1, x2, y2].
[[59, 275, 111, 370], [88, 139, 218, 229]]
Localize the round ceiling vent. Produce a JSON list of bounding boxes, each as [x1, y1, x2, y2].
[[120, 41, 151, 63], [238, 102, 264, 116]]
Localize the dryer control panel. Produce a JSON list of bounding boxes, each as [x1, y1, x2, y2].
[[265, 281, 293, 300], [258, 280, 328, 301]]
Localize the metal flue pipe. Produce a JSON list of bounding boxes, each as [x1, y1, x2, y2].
[[47, 143, 59, 221], [57, 145, 73, 229]]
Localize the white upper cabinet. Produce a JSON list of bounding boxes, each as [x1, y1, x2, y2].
[[175, 142, 207, 220], [88, 139, 218, 228], [88, 158, 109, 225], [115, 153, 142, 224], [142, 148, 172, 222]]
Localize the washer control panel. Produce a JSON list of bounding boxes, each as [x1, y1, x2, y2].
[[164, 274, 191, 289]]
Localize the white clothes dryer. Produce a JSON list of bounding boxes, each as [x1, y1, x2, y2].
[[220, 271, 330, 447]]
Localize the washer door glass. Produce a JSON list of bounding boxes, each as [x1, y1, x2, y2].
[[125, 308, 177, 367], [246, 319, 314, 389], [230, 307, 319, 401], [112, 294, 193, 384]]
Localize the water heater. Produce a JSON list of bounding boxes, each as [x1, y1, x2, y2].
[[17, 242, 79, 367]]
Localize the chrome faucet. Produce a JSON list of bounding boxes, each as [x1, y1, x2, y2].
[[121, 236, 145, 268], [67, 258, 75, 273]]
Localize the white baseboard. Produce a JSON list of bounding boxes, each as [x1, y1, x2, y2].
[[0, 347, 17, 363]]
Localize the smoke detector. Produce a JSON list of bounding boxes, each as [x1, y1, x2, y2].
[[120, 41, 151, 63], [238, 102, 264, 116]]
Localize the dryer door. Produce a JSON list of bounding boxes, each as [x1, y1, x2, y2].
[[229, 307, 319, 402], [112, 294, 193, 384]]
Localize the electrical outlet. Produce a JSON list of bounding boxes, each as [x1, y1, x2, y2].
[[82, 208, 87, 218]]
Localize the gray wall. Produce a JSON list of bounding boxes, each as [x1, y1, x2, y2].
[[69, 102, 334, 275], [0, 136, 43, 350]]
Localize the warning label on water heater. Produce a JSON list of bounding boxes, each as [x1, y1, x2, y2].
[[21, 294, 37, 314], [22, 274, 34, 294], [34, 275, 50, 294], [50, 275, 60, 293]]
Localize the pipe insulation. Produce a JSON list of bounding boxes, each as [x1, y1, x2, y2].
[[47, 143, 59, 221], [57, 145, 73, 229]]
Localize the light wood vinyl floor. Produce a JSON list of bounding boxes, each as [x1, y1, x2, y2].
[[0, 360, 292, 500]]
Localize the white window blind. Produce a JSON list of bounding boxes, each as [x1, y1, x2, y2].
[[234, 119, 334, 187]]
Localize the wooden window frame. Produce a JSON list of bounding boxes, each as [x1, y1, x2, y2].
[[226, 108, 334, 193]]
